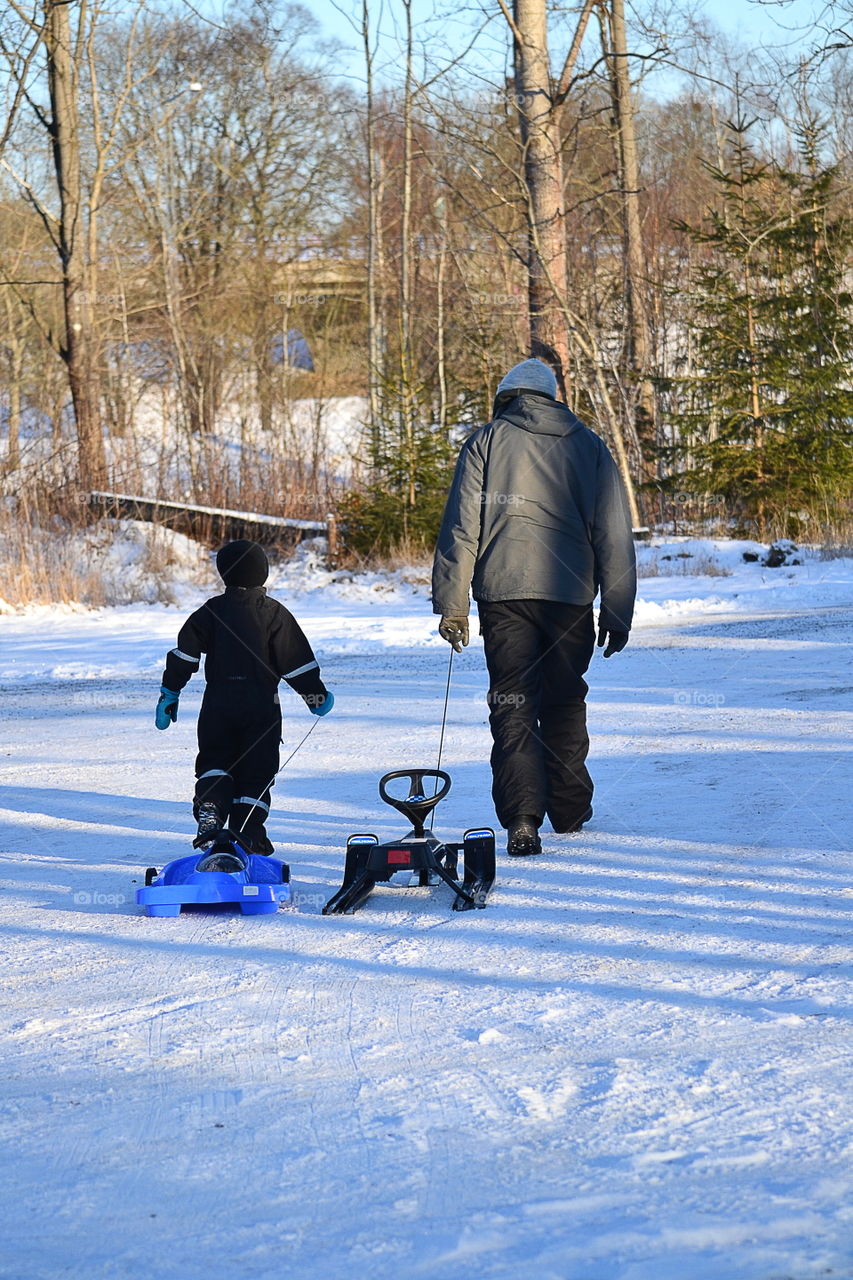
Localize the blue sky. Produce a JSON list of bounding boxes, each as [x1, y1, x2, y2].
[[692, 0, 819, 40], [303, 0, 821, 47], [297, 0, 822, 86]]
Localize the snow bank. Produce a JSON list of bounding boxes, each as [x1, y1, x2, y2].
[[75, 519, 216, 605], [4, 535, 853, 683], [635, 537, 853, 625]]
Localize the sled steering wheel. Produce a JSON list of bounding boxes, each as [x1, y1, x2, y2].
[[379, 768, 451, 832]]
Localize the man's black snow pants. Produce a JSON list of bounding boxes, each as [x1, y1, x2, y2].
[[478, 600, 595, 831], [193, 684, 281, 842]]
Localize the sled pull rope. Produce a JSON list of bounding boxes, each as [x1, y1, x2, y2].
[[434, 646, 454, 794], [238, 716, 320, 834], [280, 715, 320, 772]]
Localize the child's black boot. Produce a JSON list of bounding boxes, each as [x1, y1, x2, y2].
[[193, 801, 225, 848]]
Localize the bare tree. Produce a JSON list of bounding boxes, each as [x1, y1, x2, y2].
[[0, 1, 161, 490], [361, 0, 385, 439], [109, 6, 344, 447], [498, 0, 596, 395], [598, 0, 656, 478]]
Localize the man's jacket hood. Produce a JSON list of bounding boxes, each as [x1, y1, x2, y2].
[[492, 390, 586, 438]]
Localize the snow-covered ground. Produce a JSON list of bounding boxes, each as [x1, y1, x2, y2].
[[1, 539, 852, 1279]]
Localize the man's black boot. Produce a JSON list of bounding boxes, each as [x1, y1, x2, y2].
[[507, 815, 542, 857], [554, 805, 593, 834]]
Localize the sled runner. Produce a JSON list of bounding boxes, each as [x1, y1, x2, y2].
[[323, 768, 495, 914], [137, 832, 291, 917]]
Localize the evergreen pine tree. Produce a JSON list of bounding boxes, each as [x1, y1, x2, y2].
[[664, 112, 853, 535], [339, 379, 459, 557]]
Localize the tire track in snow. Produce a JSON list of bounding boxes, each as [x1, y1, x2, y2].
[[303, 966, 374, 1195], [105, 912, 267, 1255], [392, 981, 457, 1223]]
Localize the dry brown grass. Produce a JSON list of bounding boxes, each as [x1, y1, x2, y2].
[[0, 502, 213, 609], [336, 533, 433, 576], [1, 552, 104, 608], [637, 551, 733, 579]]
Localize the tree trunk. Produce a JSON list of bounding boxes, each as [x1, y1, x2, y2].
[[257, 332, 275, 435], [2, 289, 23, 473], [435, 196, 449, 434], [568, 304, 644, 529], [362, 0, 384, 446], [602, 0, 656, 483], [512, 0, 570, 397], [399, 0, 417, 509], [45, 0, 105, 491], [6, 346, 22, 476]]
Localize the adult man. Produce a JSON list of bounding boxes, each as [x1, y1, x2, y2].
[[432, 358, 636, 856]]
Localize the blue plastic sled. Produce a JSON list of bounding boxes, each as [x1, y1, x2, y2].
[[137, 836, 291, 917]]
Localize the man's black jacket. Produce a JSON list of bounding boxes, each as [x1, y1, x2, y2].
[[432, 392, 637, 632]]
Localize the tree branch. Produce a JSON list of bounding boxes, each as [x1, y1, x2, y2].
[[555, 0, 597, 105], [495, 0, 523, 49]]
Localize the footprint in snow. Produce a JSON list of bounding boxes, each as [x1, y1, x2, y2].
[[516, 1071, 578, 1122]]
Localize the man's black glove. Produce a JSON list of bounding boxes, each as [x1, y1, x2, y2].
[[597, 624, 629, 658], [439, 616, 469, 653]]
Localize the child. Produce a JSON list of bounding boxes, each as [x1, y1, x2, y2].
[[155, 538, 333, 853]]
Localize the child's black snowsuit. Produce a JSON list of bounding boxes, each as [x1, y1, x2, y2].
[[161, 585, 327, 850]]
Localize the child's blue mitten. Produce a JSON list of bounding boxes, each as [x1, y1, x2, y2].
[[310, 691, 335, 717], [155, 686, 180, 729]]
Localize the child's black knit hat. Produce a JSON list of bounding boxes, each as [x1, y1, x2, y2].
[[216, 539, 269, 588]]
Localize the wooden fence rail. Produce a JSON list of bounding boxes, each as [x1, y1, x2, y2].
[[89, 491, 337, 564]]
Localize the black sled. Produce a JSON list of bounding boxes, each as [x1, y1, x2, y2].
[[323, 768, 495, 915]]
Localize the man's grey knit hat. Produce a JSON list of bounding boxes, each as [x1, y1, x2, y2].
[[496, 357, 557, 400]]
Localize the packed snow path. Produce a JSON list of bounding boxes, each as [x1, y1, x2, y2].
[[1, 588, 852, 1279]]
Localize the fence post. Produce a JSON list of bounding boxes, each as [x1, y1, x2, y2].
[[326, 513, 338, 568]]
